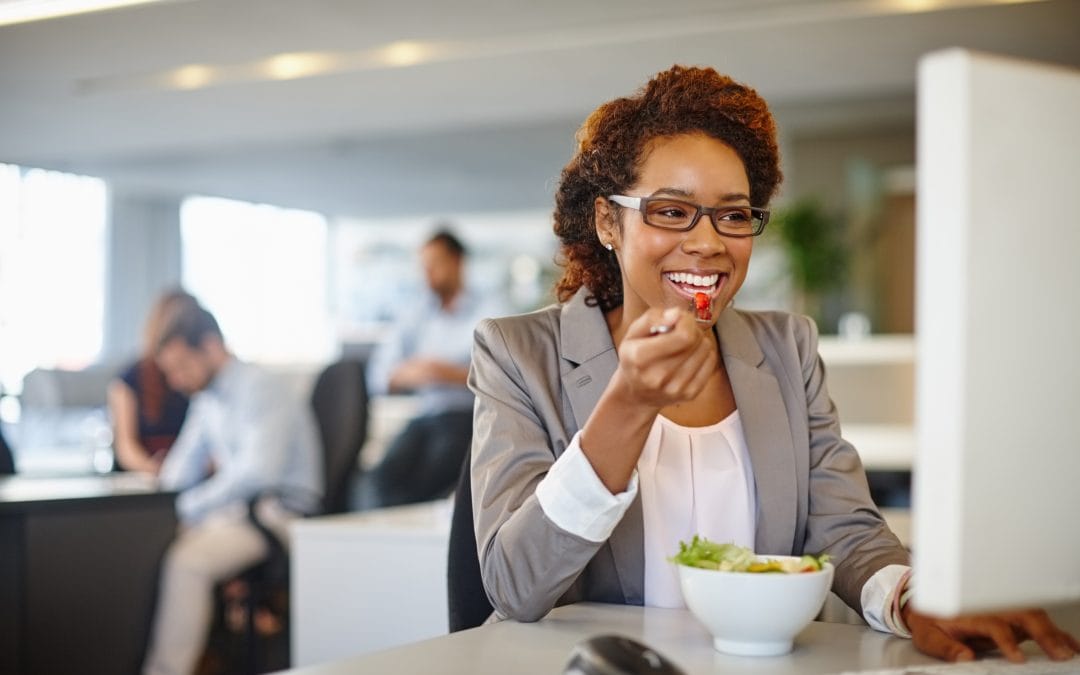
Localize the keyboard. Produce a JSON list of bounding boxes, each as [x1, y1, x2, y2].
[[833, 657, 1080, 675]]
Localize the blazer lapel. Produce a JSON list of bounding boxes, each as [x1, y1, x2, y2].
[[557, 290, 645, 605], [559, 290, 619, 431], [717, 309, 799, 555]]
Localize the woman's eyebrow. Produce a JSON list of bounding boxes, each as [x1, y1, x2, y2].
[[649, 187, 751, 203], [649, 187, 694, 198]]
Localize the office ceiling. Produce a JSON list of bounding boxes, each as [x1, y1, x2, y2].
[[1, 0, 1078, 215]]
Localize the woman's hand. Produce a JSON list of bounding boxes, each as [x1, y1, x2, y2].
[[611, 306, 718, 410], [579, 306, 719, 493], [903, 604, 1080, 662]]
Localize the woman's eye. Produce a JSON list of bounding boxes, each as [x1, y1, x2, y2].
[[649, 202, 691, 220], [719, 208, 751, 222]]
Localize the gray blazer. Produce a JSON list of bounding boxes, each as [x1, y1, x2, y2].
[[469, 288, 908, 622]]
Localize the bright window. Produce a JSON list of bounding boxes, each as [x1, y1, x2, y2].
[[0, 163, 108, 395], [180, 196, 332, 365]]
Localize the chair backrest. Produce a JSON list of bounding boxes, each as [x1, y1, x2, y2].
[[447, 456, 494, 631], [0, 426, 14, 475], [20, 364, 119, 409], [310, 359, 369, 515]]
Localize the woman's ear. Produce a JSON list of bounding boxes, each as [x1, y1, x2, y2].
[[594, 196, 618, 251]]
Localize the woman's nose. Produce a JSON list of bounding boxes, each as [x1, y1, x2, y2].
[[680, 217, 728, 255]]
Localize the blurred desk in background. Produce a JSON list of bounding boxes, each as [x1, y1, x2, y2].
[[291, 499, 451, 667], [0, 473, 176, 675]]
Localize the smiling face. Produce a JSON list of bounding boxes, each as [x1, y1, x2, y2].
[[596, 133, 755, 329]]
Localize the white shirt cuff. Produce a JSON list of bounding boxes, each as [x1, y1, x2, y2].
[[861, 563, 912, 635], [535, 431, 638, 543]]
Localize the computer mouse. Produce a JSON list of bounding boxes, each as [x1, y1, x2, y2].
[[563, 634, 687, 675]]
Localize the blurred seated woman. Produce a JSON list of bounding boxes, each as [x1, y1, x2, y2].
[[108, 289, 197, 474], [468, 65, 1079, 663]]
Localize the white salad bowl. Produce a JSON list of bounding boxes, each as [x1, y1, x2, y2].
[[677, 555, 834, 657]]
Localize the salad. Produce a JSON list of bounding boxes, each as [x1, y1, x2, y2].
[[670, 536, 829, 574]]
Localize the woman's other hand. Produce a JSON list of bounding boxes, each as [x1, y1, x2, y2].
[[904, 605, 1080, 663]]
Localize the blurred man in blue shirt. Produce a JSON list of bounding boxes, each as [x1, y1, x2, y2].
[[143, 301, 322, 675], [364, 229, 505, 507]]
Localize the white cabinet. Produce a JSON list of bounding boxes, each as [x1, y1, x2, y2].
[[290, 500, 452, 667]]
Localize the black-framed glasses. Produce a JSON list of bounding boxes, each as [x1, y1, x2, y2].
[[608, 195, 769, 238]]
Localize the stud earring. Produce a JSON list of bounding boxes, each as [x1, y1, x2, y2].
[[604, 242, 614, 251]]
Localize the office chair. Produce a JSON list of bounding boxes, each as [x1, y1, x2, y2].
[[447, 455, 494, 632], [213, 358, 369, 674], [310, 358, 370, 515], [0, 425, 15, 475]]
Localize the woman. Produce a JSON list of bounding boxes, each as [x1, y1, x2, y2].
[[468, 65, 1078, 662], [108, 289, 197, 474]]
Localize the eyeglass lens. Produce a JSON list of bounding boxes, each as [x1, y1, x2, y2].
[[641, 198, 763, 235]]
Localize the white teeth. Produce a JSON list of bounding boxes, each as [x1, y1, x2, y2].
[[666, 272, 719, 287]]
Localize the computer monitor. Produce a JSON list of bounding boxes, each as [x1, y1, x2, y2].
[[912, 49, 1080, 616]]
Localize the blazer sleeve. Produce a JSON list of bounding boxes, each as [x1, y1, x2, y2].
[[469, 316, 606, 621], [793, 315, 910, 612]]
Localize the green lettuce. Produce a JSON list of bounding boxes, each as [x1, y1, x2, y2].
[[669, 536, 829, 573]]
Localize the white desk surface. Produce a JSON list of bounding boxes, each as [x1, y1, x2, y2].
[[280, 601, 1080, 675]]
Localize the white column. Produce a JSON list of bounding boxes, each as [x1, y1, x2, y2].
[[102, 187, 184, 362]]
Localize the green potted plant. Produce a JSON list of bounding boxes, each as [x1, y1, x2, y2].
[[767, 197, 849, 329]]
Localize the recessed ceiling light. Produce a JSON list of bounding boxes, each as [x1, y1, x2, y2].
[[168, 64, 215, 90], [377, 41, 435, 68], [262, 52, 339, 81]]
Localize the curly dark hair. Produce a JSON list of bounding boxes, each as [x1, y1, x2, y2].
[[553, 65, 783, 312]]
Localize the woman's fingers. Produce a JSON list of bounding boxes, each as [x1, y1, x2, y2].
[[653, 332, 715, 396], [1014, 610, 1080, 661], [619, 308, 717, 405], [628, 307, 683, 340], [980, 620, 1025, 663], [911, 618, 976, 662], [654, 331, 717, 400], [909, 608, 1080, 663], [970, 611, 1080, 662], [916, 616, 1021, 662]]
